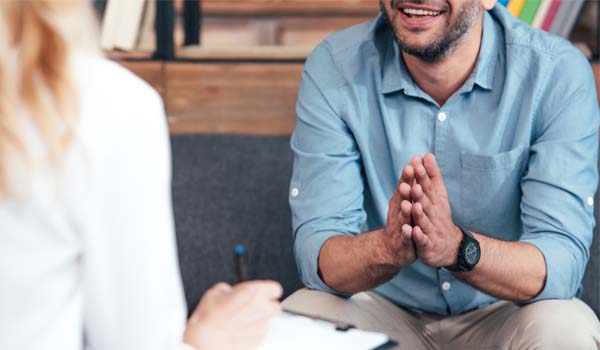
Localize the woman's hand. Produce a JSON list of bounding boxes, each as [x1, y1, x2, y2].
[[183, 280, 283, 350]]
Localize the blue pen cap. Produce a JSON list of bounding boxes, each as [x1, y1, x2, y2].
[[235, 244, 246, 255]]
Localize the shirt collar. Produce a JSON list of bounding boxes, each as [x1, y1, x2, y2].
[[381, 10, 499, 95], [380, 19, 415, 95], [469, 10, 499, 91]]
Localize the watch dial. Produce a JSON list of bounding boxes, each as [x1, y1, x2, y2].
[[464, 242, 480, 265]]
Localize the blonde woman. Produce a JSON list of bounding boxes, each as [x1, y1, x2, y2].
[[0, 2, 281, 350]]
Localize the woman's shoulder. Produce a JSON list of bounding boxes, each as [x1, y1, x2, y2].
[[72, 52, 164, 117], [71, 52, 166, 133], [69, 52, 169, 172]]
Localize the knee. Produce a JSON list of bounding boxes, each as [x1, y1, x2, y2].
[[282, 288, 350, 321], [504, 299, 600, 349]]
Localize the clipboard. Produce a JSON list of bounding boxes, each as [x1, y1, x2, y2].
[[259, 309, 399, 350]]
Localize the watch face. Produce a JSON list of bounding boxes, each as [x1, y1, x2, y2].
[[464, 241, 480, 266]]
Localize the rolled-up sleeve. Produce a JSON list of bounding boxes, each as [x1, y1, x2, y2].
[[289, 42, 366, 294], [519, 48, 600, 302]]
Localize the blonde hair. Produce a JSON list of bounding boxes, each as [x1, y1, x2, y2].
[[0, 0, 98, 196]]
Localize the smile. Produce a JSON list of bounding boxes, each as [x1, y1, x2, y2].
[[401, 8, 442, 17]]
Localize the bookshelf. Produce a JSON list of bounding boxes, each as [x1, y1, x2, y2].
[[100, 0, 600, 134], [97, 0, 598, 60]]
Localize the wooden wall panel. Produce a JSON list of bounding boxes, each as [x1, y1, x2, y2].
[[279, 17, 374, 46], [113, 61, 600, 136], [165, 63, 303, 135], [201, 15, 375, 47], [197, 0, 379, 47], [116, 61, 165, 97]]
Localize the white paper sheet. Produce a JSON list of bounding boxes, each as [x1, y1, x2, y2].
[[260, 312, 390, 350]]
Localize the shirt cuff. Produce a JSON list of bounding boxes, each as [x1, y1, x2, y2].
[[295, 230, 353, 298], [519, 235, 580, 303]]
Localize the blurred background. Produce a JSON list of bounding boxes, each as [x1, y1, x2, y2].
[[93, 0, 600, 136]]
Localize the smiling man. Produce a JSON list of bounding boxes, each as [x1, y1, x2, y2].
[[284, 0, 600, 349]]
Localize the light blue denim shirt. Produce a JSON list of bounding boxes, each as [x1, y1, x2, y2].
[[289, 5, 599, 315]]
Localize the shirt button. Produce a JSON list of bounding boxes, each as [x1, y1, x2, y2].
[[442, 282, 452, 291], [587, 197, 594, 206], [437, 112, 447, 122], [291, 188, 300, 198]]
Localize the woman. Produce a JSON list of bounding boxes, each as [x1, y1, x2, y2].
[[0, 2, 281, 349]]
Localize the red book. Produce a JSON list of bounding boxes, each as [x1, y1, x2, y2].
[[541, 0, 561, 31]]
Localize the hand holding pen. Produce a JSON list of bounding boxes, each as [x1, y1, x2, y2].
[[183, 245, 283, 350]]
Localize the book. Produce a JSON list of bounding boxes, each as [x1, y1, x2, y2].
[[541, 0, 561, 31], [507, 0, 527, 17], [549, 0, 585, 37], [100, 0, 146, 51], [93, 0, 107, 19], [99, 0, 120, 50], [112, 0, 146, 50], [557, 0, 586, 38], [154, 0, 175, 59], [549, 0, 571, 35], [136, 0, 156, 52], [531, 0, 552, 28], [519, 0, 542, 24]]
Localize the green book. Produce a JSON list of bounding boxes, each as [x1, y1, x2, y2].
[[519, 0, 542, 24]]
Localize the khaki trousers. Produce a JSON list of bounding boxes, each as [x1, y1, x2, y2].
[[282, 289, 600, 350]]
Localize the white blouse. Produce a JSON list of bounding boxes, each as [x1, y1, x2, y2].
[[0, 54, 188, 350]]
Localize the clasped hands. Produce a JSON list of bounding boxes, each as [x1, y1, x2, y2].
[[384, 154, 462, 269]]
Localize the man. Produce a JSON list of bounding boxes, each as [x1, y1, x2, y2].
[[284, 0, 600, 348]]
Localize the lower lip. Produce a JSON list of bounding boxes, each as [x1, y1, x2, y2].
[[398, 10, 444, 29]]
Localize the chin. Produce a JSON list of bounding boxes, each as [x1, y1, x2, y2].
[[395, 31, 442, 52]]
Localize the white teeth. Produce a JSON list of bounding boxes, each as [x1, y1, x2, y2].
[[402, 8, 441, 16]]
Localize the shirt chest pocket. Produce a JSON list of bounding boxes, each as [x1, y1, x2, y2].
[[460, 146, 529, 236]]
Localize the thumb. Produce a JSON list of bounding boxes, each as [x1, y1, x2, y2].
[[237, 280, 283, 301]]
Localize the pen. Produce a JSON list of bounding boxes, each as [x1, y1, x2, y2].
[[234, 244, 248, 283]]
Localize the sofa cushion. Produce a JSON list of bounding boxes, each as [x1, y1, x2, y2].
[[171, 134, 303, 314], [582, 149, 600, 317]]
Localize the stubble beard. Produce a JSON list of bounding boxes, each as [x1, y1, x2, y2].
[[380, 0, 481, 63]]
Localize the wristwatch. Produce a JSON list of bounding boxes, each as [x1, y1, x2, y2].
[[446, 227, 480, 272]]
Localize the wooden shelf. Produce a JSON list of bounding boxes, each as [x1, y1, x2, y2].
[[177, 45, 312, 61], [201, 0, 379, 17], [106, 47, 311, 62], [105, 50, 154, 61]]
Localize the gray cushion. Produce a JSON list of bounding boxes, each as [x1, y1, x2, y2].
[[582, 148, 600, 317], [171, 135, 303, 315]]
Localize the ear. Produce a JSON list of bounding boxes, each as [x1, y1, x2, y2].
[[481, 0, 496, 10]]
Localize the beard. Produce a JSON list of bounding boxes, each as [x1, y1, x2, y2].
[[380, 0, 481, 63]]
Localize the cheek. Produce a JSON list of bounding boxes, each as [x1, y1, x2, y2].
[[447, 0, 460, 9], [482, 0, 496, 10], [384, 3, 399, 18]]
